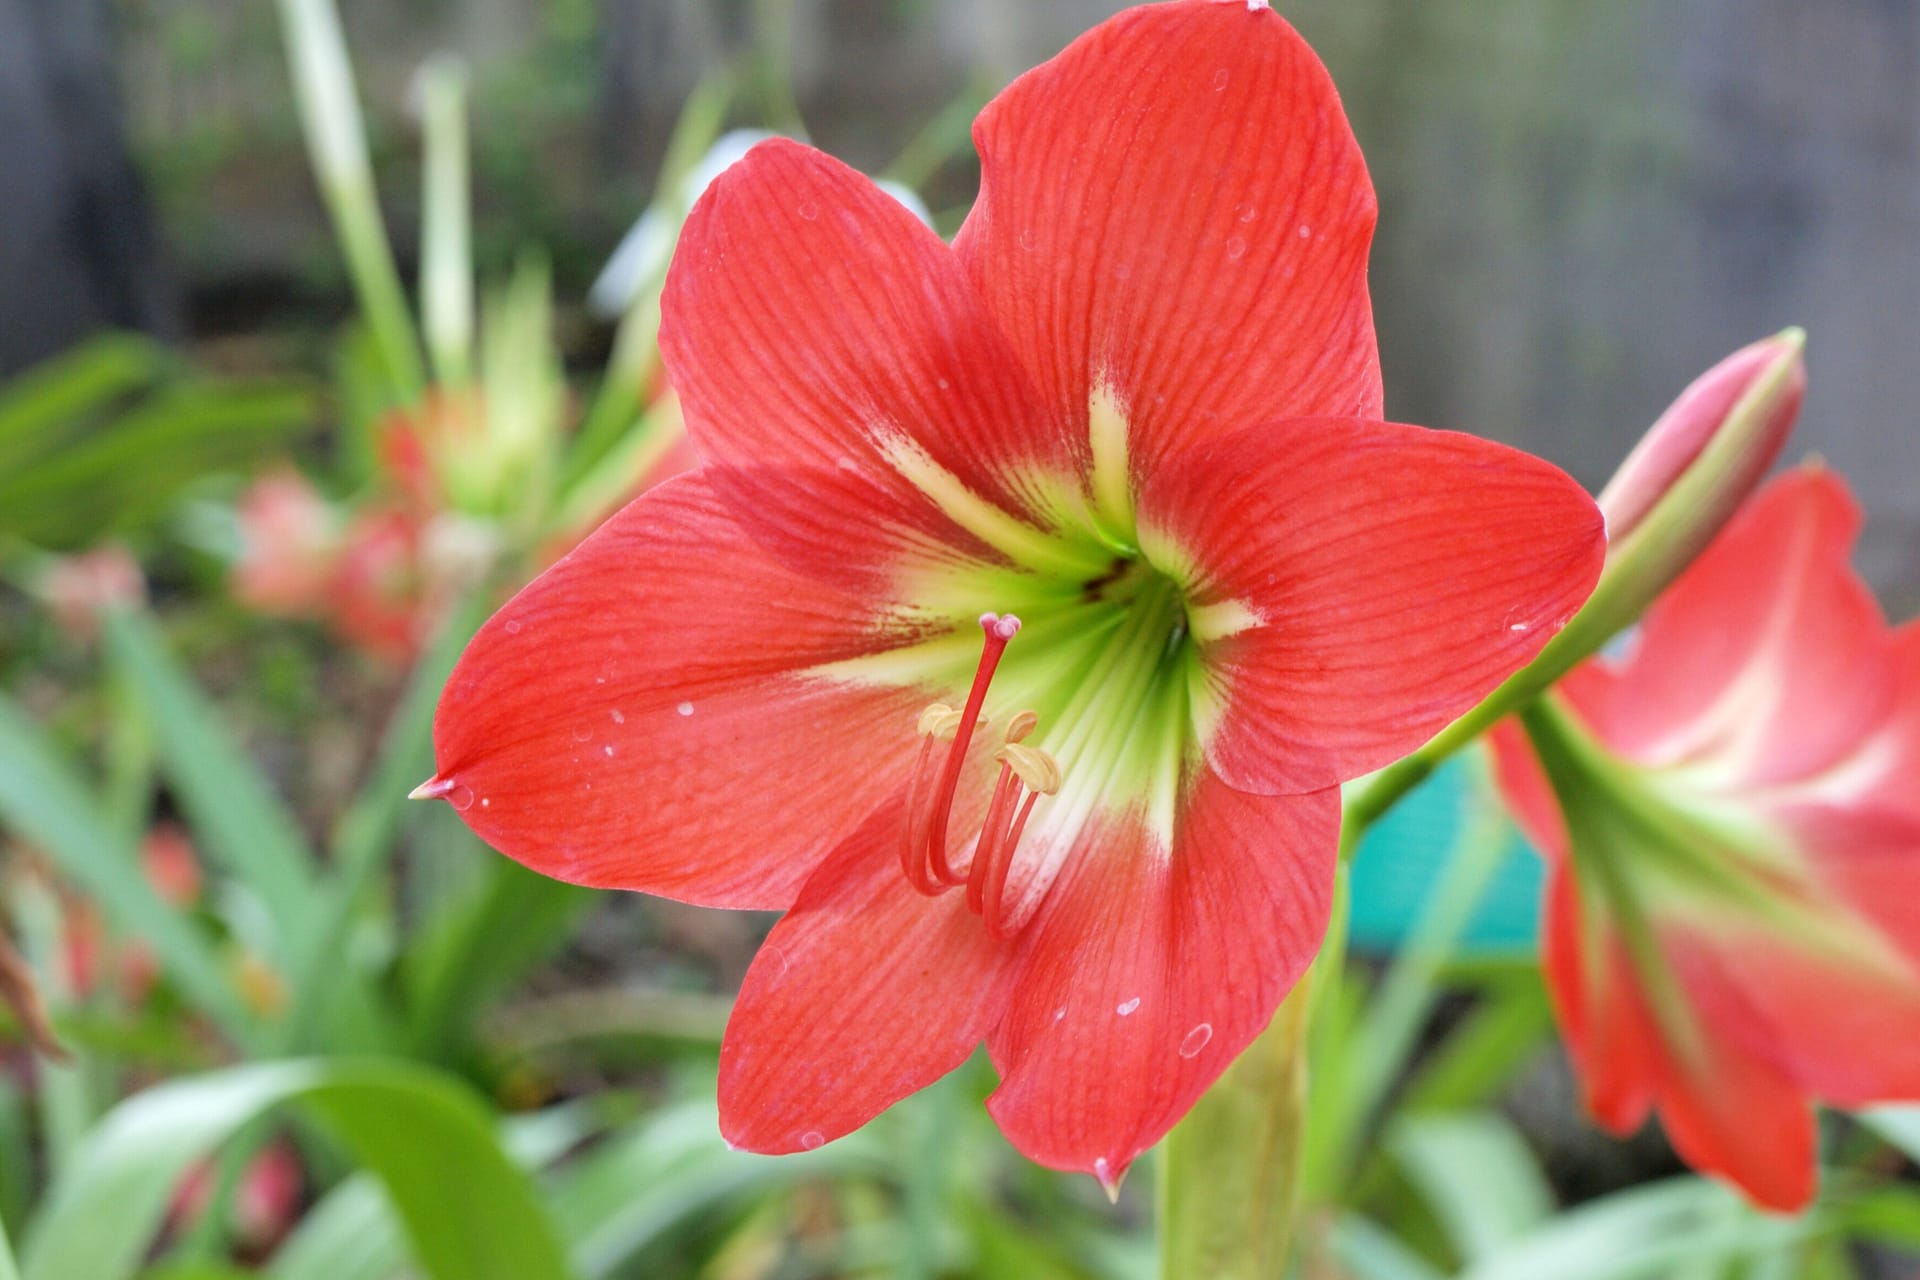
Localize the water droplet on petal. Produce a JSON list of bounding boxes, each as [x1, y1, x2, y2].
[[1054, 1007, 1067, 1022], [1238, 204, 1258, 224], [1298, 224, 1312, 239], [1179, 1023, 1214, 1058], [603, 744, 615, 757], [1225, 235, 1248, 262], [572, 725, 594, 743], [677, 701, 695, 717], [446, 784, 475, 812], [797, 202, 818, 222], [610, 709, 625, 724], [800, 1130, 826, 1150], [480, 797, 491, 808], [1212, 68, 1230, 91], [1116, 997, 1141, 1017], [504, 619, 523, 635]]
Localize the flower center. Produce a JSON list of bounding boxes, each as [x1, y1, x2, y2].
[[894, 561, 1199, 937], [899, 613, 1065, 938]]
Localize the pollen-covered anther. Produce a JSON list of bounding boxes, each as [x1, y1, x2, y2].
[[995, 742, 1062, 795], [1002, 708, 1040, 745], [915, 702, 966, 741]]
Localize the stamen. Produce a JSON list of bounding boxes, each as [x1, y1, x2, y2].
[[900, 615, 1063, 936]]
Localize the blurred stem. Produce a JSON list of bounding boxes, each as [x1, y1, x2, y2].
[[566, 74, 732, 488], [900, 1070, 959, 1280], [276, 0, 426, 402], [280, 593, 486, 1054], [1309, 767, 1511, 1198], [100, 664, 154, 842], [0, 1207, 19, 1280], [748, 0, 806, 135], [13, 880, 85, 1182], [1159, 955, 1320, 1279], [884, 78, 994, 192], [419, 57, 474, 388]]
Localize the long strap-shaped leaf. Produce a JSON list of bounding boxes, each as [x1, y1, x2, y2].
[[22, 1059, 574, 1280], [0, 695, 258, 1046], [102, 612, 320, 966]]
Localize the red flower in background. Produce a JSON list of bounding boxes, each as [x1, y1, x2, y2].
[[1494, 465, 1920, 1211], [419, 0, 1604, 1186], [232, 469, 342, 617]]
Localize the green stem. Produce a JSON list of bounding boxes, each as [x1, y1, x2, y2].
[[276, 0, 425, 402], [1158, 958, 1319, 1279]]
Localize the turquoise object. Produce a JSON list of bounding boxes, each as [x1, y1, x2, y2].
[[1347, 755, 1542, 956]]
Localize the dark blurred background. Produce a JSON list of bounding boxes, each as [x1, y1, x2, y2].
[[6, 0, 1917, 602]]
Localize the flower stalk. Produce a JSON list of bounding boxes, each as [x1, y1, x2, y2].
[[1158, 958, 1316, 1278]]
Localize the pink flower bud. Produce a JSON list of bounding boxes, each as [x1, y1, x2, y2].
[[1599, 330, 1806, 546]]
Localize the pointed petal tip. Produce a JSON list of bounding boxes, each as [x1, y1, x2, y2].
[[1092, 1156, 1129, 1203], [408, 775, 455, 802]]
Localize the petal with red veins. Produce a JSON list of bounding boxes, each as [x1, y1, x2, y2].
[[430, 475, 932, 908], [660, 139, 1087, 594], [1652, 936, 1821, 1212], [984, 771, 1337, 1182], [1539, 869, 1659, 1135], [1607, 467, 1894, 783], [955, 1, 1380, 476], [1140, 419, 1604, 795], [718, 795, 1019, 1153]]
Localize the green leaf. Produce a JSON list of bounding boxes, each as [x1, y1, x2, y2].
[[23, 1060, 573, 1280], [0, 381, 311, 548], [0, 335, 170, 472], [0, 693, 257, 1045], [1388, 1112, 1554, 1264], [1457, 1179, 1817, 1280], [1326, 1215, 1447, 1280], [402, 857, 595, 1060], [550, 1099, 873, 1279], [103, 612, 320, 963]]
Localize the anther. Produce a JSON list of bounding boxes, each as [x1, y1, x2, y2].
[[995, 742, 1063, 795]]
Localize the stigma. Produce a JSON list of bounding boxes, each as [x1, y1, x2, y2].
[[899, 613, 1063, 938]]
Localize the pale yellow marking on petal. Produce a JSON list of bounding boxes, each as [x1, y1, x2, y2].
[[1186, 598, 1263, 645], [877, 432, 1108, 578], [1087, 381, 1136, 543]]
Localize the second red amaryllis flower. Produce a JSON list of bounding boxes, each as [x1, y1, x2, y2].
[[419, 0, 1604, 1187], [1494, 465, 1920, 1211]]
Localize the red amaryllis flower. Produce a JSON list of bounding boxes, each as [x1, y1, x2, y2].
[[419, 0, 1603, 1187], [1492, 465, 1920, 1211]]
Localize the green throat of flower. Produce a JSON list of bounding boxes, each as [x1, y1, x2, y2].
[[885, 552, 1205, 939], [1519, 697, 1913, 1067]]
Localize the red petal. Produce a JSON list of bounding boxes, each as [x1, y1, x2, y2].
[[1606, 467, 1893, 783], [1651, 936, 1820, 1212], [718, 796, 1018, 1153], [983, 772, 1337, 1180], [431, 476, 930, 908], [660, 139, 1070, 594], [955, 1, 1380, 475], [1539, 869, 1658, 1135], [1141, 420, 1604, 794]]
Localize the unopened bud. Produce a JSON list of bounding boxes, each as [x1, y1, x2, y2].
[[1600, 330, 1806, 550]]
